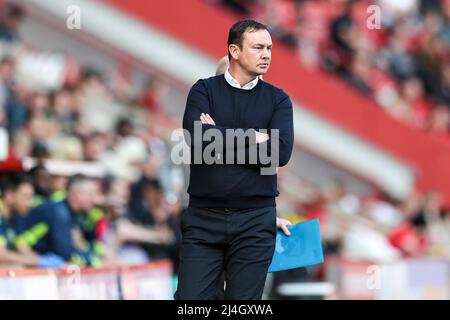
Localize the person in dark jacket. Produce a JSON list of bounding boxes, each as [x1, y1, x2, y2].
[[25, 174, 101, 267], [175, 19, 294, 300]]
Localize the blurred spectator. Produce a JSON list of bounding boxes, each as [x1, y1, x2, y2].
[[103, 176, 131, 222], [399, 77, 431, 128], [427, 104, 450, 145], [71, 179, 108, 266], [434, 61, 450, 105], [1, 56, 28, 135], [250, 0, 298, 42], [116, 117, 134, 139], [217, 0, 251, 15], [78, 67, 128, 135], [343, 51, 373, 95], [50, 86, 78, 134], [138, 77, 169, 115], [82, 131, 108, 162], [0, 4, 25, 43], [364, 190, 404, 230], [10, 129, 31, 158], [0, 55, 14, 109], [116, 178, 180, 269], [291, 0, 328, 69], [411, 190, 443, 230], [51, 174, 69, 202], [215, 56, 229, 76], [25, 175, 104, 267], [28, 164, 53, 206], [327, 0, 357, 73], [0, 174, 64, 268], [381, 17, 417, 81], [30, 141, 50, 160]]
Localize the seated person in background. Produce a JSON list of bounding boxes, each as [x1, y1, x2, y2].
[[117, 178, 180, 270], [0, 174, 64, 269], [0, 3, 24, 43], [28, 164, 54, 207], [31, 166, 108, 259], [71, 178, 109, 266], [23, 174, 105, 267]]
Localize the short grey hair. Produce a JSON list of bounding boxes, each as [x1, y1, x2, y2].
[[67, 174, 93, 193]]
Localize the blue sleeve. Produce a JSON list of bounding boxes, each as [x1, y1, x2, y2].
[[182, 80, 294, 167], [47, 206, 97, 266], [248, 91, 294, 167], [182, 80, 257, 154], [46, 205, 76, 261]]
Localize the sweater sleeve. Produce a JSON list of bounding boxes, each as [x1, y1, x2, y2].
[[237, 91, 294, 168], [182, 80, 294, 168], [261, 92, 294, 167], [182, 80, 256, 152]]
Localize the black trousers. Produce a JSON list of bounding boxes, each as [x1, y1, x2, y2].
[[174, 206, 277, 300]]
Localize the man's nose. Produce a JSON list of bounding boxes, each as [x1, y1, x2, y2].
[[261, 48, 270, 59]]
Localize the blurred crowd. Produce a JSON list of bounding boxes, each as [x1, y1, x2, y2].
[[0, 1, 449, 280], [271, 171, 450, 294], [211, 0, 450, 146], [276, 173, 450, 263], [0, 3, 183, 271]]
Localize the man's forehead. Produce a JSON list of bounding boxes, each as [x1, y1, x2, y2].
[[243, 29, 272, 45]]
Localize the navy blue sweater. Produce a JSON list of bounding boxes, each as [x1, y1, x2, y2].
[[183, 75, 294, 209]]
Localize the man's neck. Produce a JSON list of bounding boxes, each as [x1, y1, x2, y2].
[[228, 64, 257, 88]]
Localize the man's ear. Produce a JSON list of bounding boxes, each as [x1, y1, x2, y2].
[[228, 44, 240, 60]]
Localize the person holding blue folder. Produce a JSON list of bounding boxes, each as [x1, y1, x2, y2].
[[175, 19, 295, 300]]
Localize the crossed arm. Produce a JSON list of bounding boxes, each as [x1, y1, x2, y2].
[[183, 80, 294, 167]]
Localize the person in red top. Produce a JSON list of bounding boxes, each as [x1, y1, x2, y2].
[[388, 222, 429, 257]]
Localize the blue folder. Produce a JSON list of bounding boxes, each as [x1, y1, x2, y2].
[[268, 219, 324, 273]]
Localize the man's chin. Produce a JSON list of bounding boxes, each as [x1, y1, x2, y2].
[[256, 67, 269, 75]]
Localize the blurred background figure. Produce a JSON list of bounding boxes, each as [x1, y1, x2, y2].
[[116, 178, 180, 270], [0, 3, 24, 43], [0, 174, 65, 269], [215, 55, 229, 76], [24, 175, 103, 267]]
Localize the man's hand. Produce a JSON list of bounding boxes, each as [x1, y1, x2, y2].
[[276, 217, 292, 236], [200, 113, 215, 125], [200, 113, 270, 145]]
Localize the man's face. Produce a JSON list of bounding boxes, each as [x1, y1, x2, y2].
[[12, 183, 34, 216], [72, 182, 96, 212], [34, 169, 52, 196], [0, 60, 14, 81], [143, 186, 163, 209], [232, 29, 272, 76]]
